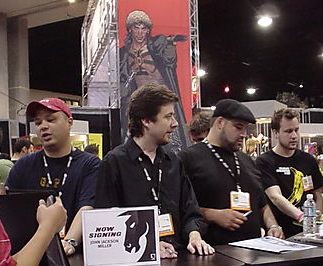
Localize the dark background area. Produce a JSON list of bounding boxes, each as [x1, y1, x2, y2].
[[29, 0, 323, 108], [198, 0, 323, 107], [29, 16, 84, 95]]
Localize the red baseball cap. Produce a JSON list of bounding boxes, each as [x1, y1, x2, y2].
[[26, 98, 72, 118]]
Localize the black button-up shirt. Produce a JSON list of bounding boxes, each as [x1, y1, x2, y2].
[[95, 138, 205, 248]]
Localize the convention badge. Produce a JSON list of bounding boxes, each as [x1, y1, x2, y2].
[[158, 213, 175, 237], [302, 175, 314, 191], [230, 191, 251, 211]]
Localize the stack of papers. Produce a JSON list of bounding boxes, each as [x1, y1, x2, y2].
[[229, 236, 316, 253]]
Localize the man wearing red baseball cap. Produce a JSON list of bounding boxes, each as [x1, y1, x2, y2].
[[6, 97, 101, 256], [26, 98, 72, 118]]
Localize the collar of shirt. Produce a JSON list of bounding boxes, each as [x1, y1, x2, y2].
[[125, 137, 171, 162]]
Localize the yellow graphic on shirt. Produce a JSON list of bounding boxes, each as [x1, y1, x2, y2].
[[287, 167, 304, 205], [39, 176, 61, 188]]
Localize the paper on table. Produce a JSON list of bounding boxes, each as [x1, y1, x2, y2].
[[229, 236, 316, 253]]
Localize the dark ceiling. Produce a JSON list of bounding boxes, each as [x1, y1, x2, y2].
[[198, 0, 323, 107], [29, 0, 323, 107], [29, 16, 84, 95]]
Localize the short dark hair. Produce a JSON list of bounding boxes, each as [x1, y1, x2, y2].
[[271, 108, 300, 131], [128, 83, 179, 137], [188, 112, 211, 137], [13, 139, 32, 153]]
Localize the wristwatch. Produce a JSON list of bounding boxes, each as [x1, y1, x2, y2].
[[64, 238, 79, 248]]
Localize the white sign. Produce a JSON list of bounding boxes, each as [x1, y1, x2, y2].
[[82, 206, 160, 265]]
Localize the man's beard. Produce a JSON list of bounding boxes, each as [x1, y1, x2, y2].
[[223, 141, 241, 153]]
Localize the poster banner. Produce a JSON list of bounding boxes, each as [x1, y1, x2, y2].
[[82, 206, 160, 265], [118, 0, 192, 151], [88, 133, 103, 159]]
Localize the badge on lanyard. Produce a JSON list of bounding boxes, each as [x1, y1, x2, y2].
[[302, 175, 314, 191], [230, 191, 251, 211], [158, 213, 175, 237]]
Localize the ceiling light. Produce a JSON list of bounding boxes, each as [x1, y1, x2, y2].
[[197, 69, 206, 77], [258, 16, 273, 27], [246, 87, 257, 95], [68, 0, 76, 3]]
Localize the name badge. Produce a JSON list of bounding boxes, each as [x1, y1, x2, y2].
[[158, 214, 175, 237], [230, 191, 251, 211], [302, 175, 314, 191]]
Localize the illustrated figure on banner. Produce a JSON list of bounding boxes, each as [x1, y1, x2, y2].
[[119, 10, 191, 152]]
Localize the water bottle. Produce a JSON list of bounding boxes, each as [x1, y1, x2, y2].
[[303, 194, 316, 235]]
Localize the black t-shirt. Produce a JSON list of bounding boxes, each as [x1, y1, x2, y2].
[[6, 149, 101, 230], [179, 142, 267, 245], [256, 149, 323, 237]]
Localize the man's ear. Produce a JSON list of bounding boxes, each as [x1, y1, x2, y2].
[[22, 146, 28, 154], [272, 129, 278, 137], [141, 118, 150, 128], [68, 117, 73, 128], [215, 117, 225, 129]]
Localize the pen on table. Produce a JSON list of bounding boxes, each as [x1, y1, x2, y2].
[[243, 210, 253, 217]]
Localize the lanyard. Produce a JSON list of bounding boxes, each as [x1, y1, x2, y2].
[[42, 149, 73, 196], [203, 139, 242, 192], [138, 156, 162, 205]]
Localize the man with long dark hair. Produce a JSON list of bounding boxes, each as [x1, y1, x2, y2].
[[95, 83, 214, 258]]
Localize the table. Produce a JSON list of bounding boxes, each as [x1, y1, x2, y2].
[[68, 249, 244, 266], [215, 244, 323, 265], [68, 241, 323, 266]]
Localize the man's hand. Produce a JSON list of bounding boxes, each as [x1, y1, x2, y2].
[[160, 241, 178, 259], [62, 206, 92, 256], [62, 240, 76, 256], [187, 231, 215, 256], [267, 225, 285, 239], [202, 208, 247, 231]]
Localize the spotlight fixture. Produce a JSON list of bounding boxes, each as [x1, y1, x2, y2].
[[258, 16, 273, 27], [197, 69, 206, 77], [246, 87, 257, 95]]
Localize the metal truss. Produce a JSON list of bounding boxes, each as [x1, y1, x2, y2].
[[81, 0, 119, 108], [190, 0, 201, 108]]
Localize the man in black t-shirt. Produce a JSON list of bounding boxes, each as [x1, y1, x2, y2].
[[256, 108, 323, 238], [179, 99, 284, 245], [5, 98, 100, 256]]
